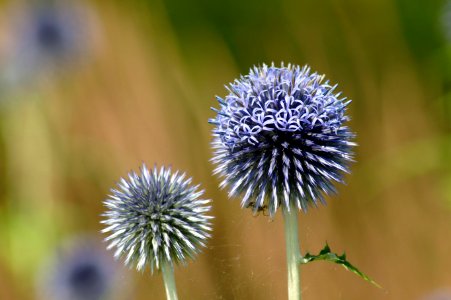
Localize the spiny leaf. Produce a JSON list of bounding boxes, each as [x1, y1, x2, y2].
[[300, 243, 381, 288]]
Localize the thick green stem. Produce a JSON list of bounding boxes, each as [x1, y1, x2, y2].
[[161, 263, 178, 300], [282, 206, 302, 300]]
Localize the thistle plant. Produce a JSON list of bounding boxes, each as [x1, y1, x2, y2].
[[37, 238, 118, 300], [443, 0, 451, 42], [1, 0, 96, 90], [210, 63, 377, 299], [101, 164, 212, 300]]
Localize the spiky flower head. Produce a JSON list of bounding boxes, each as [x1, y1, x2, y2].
[[210, 63, 355, 217], [101, 164, 212, 273]]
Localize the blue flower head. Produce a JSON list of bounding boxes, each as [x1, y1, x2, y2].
[[210, 63, 355, 217], [443, 1, 451, 42], [102, 165, 212, 273], [19, 1, 92, 62], [37, 238, 118, 300], [1, 0, 96, 90]]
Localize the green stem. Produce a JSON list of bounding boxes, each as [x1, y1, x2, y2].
[[282, 205, 302, 300], [161, 262, 178, 300]]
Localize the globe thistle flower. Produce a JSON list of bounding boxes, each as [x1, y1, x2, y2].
[[36, 237, 121, 300], [0, 0, 98, 90], [210, 63, 355, 217], [101, 164, 212, 273], [442, 1, 451, 42], [421, 289, 451, 300]]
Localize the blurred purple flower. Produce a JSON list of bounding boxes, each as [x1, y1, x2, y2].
[[1, 0, 98, 89], [37, 237, 120, 300], [443, 1, 451, 42], [210, 63, 355, 217], [420, 289, 451, 300]]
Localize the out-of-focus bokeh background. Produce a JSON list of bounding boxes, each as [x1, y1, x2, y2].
[[0, 0, 450, 299]]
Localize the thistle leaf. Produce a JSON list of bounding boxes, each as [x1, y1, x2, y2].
[[301, 243, 381, 288]]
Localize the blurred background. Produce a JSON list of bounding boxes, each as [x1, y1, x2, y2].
[[0, 0, 450, 299]]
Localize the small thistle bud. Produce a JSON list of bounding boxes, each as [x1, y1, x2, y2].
[[210, 63, 355, 217], [101, 164, 212, 273]]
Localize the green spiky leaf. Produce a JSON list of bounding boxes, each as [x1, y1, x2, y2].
[[301, 243, 381, 288]]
